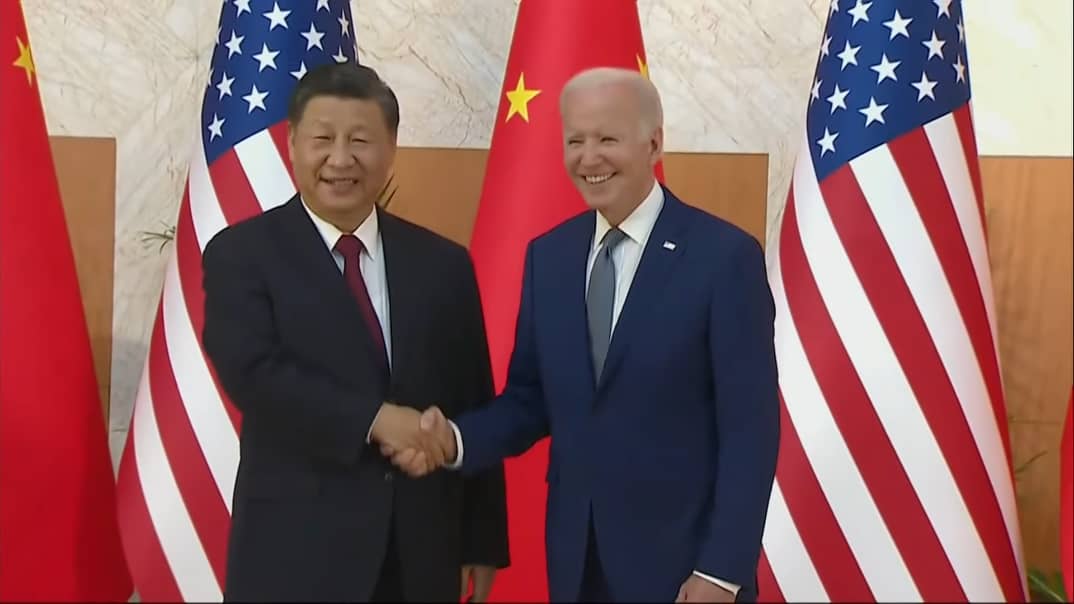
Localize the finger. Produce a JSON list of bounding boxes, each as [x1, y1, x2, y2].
[[425, 437, 446, 468], [379, 443, 395, 457], [420, 406, 443, 432], [391, 448, 416, 468], [408, 451, 429, 477], [675, 583, 688, 603], [460, 566, 472, 601]]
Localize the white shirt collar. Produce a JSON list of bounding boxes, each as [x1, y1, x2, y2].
[[300, 198, 380, 259], [593, 180, 664, 251]]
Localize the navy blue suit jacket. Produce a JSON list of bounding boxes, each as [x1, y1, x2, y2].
[[456, 187, 780, 601]]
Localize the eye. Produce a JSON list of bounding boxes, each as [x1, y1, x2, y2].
[[567, 139, 582, 146], [351, 137, 368, 144], [313, 135, 331, 141], [600, 136, 617, 143]]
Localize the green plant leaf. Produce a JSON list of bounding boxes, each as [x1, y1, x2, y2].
[[1028, 568, 1067, 602]]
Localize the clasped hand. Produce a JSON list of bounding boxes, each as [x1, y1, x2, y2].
[[369, 403, 455, 477]]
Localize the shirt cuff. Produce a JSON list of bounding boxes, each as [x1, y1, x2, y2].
[[366, 406, 384, 444], [693, 570, 739, 596], [446, 420, 464, 469]]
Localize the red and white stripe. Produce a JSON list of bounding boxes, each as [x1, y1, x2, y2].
[[115, 122, 295, 602], [760, 106, 1026, 602]]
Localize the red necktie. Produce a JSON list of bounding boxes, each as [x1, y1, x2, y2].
[[334, 234, 388, 368]]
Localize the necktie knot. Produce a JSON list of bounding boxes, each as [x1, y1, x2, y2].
[[601, 228, 627, 254], [334, 234, 364, 259]]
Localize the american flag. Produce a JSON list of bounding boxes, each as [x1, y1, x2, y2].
[[759, 0, 1026, 601], [115, 1, 358, 600]]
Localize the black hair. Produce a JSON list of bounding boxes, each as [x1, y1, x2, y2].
[[287, 62, 400, 132]]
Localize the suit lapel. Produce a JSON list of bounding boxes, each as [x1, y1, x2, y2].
[[559, 213, 599, 393], [596, 190, 689, 394], [274, 196, 383, 368], [378, 209, 419, 387]]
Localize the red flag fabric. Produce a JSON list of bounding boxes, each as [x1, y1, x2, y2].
[[467, 1, 652, 600], [1061, 388, 1073, 599], [0, 1, 132, 600]]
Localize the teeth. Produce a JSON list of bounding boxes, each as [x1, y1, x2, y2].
[[584, 174, 613, 184]]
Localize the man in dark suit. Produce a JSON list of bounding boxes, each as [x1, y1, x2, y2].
[[201, 62, 508, 602], [390, 67, 780, 602]]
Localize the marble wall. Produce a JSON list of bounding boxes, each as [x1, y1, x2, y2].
[[19, 0, 1073, 460]]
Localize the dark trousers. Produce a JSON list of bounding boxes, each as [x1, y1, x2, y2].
[[371, 520, 403, 602], [579, 519, 613, 602]]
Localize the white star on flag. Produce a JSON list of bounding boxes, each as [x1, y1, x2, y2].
[[837, 41, 861, 69], [953, 54, 966, 83], [816, 127, 838, 154], [207, 114, 225, 140], [216, 73, 234, 99], [870, 53, 900, 83], [883, 10, 912, 39], [848, 0, 872, 25], [859, 97, 888, 125], [923, 30, 946, 60], [911, 71, 938, 100], [253, 43, 280, 72], [264, 2, 291, 30], [225, 31, 244, 58], [242, 84, 268, 113], [827, 84, 849, 113], [291, 61, 309, 80], [301, 23, 325, 51]]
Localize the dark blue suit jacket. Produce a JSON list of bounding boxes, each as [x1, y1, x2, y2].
[[456, 187, 780, 601]]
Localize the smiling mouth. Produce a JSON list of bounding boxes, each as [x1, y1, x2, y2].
[[583, 173, 615, 184]]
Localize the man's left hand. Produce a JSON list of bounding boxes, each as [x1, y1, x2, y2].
[[461, 564, 497, 602], [675, 575, 735, 602]]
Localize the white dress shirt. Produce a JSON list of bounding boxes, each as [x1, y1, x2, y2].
[[448, 182, 738, 596], [301, 200, 391, 441]]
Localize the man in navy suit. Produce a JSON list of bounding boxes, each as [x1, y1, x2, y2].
[[388, 67, 779, 602]]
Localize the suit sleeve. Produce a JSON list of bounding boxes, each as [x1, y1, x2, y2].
[[455, 242, 549, 473], [201, 231, 381, 466], [695, 236, 781, 588], [453, 251, 511, 568]]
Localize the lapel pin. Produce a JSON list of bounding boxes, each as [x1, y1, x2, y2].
[[662, 240, 677, 251]]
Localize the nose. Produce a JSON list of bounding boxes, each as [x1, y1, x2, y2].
[[325, 137, 355, 168], [577, 141, 603, 168]]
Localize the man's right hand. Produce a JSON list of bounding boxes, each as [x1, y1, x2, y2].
[[369, 403, 452, 475]]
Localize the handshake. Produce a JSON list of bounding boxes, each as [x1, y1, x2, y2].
[[369, 403, 457, 477]]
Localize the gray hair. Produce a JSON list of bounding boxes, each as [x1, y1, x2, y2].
[[559, 67, 663, 137]]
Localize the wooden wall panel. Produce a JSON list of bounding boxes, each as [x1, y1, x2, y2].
[[981, 156, 1074, 575], [48, 136, 115, 420], [385, 148, 768, 247]]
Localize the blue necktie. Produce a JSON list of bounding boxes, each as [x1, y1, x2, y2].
[[587, 228, 627, 380]]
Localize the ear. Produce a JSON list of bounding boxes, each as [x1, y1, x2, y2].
[[287, 124, 297, 164], [650, 126, 664, 165]]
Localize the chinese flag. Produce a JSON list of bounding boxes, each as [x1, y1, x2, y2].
[[0, 1, 132, 600], [1061, 388, 1072, 599], [467, 1, 653, 600]]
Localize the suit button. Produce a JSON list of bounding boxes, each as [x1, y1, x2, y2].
[[384, 471, 393, 482]]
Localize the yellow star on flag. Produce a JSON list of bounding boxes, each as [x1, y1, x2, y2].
[[13, 36, 35, 86], [636, 54, 649, 80], [505, 73, 541, 123]]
